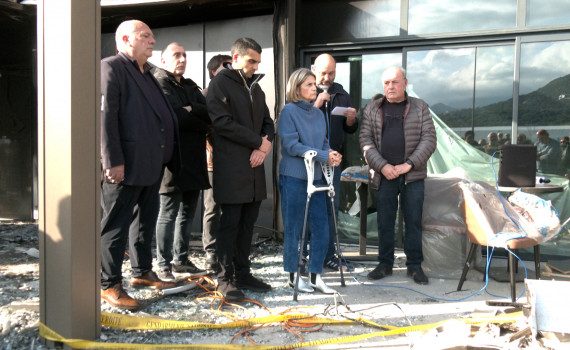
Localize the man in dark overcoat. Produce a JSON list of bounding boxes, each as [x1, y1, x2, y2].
[[153, 42, 210, 280], [206, 37, 275, 300]]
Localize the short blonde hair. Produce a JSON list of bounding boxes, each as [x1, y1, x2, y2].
[[286, 68, 315, 103]]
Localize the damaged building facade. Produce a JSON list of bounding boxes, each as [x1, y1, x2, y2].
[[1, 0, 570, 257]]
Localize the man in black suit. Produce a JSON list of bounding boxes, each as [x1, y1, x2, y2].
[[100, 20, 178, 310]]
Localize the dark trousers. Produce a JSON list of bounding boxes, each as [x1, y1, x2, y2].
[[216, 201, 261, 282], [100, 180, 160, 290], [202, 171, 219, 255], [374, 176, 425, 269], [155, 189, 200, 269]]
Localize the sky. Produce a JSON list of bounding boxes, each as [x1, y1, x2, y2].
[[344, 0, 570, 109]]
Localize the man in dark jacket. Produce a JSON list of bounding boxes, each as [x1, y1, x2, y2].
[[153, 42, 210, 280], [311, 53, 358, 271], [360, 66, 436, 285], [100, 20, 178, 310], [206, 38, 275, 300]]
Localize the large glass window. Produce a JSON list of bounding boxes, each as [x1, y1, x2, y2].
[[409, 0, 517, 35], [362, 53, 402, 102], [407, 45, 514, 149], [526, 0, 570, 27], [519, 40, 570, 176]]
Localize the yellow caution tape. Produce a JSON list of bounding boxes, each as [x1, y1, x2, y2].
[[40, 311, 523, 349]]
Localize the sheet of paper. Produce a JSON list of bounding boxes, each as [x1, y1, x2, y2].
[[331, 106, 349, 115]]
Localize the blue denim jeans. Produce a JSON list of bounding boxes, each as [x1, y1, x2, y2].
[[374, 176, 425, 269], [155, 190, 200, 269], [280, 175, 329, 274]]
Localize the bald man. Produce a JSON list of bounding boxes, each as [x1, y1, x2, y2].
[[360, 66, 436, 285], [153, 42, 210, 281], [311, 53, 358, 272], [100, 20, 179, 310]]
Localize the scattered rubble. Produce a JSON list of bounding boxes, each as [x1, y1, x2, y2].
[[1, 221, 568, 349]]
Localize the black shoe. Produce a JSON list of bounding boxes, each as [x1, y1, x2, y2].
[[324, 256, 349, 272], [407, 267, 429, 285], [235, 274, 272, 292], [172, 259, 205, 275], [157, 268, 175, 282], [217, 280, 244, 300], [367, 264, 392, 280]]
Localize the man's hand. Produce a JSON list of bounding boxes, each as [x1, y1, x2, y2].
[[183, 105, 192, 112], [344, 107, 357, 126], [313, 91, 330, 109], [250, 149, 267, 168], [394, 162, 412, 175], [381, 164, 399, 180], [105, 165, 125, 184], [327, 149, 342, 167], [259, 135, 272, 154]]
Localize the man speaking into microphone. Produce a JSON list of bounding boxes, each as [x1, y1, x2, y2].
[[311, 53, 358, 271]]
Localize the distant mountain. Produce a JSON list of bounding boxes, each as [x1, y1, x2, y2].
[[430, 103, 457, 115], [437, 73, 570, 128]]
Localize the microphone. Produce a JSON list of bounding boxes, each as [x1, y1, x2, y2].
[[318, 84, 329, 109]]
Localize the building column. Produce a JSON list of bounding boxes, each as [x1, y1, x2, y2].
[[37, 0, 101, 345]]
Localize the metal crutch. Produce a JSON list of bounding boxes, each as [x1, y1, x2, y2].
[[293, 150, 334, 301], [321, 160, 346, 288]]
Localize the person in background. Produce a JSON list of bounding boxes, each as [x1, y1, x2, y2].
[[484, 132, 500, 155], [535, 129, 562, 175], [100, 20, 178, 310], [561, 136, 570, 178], [279, 68, 341, 294], [463, 130, 478, 147], [517, 133, 532, 145], [206, 38, 275, 300], [360, 66, 436, 285], [501, 133, 511, 145], [201, 54, 232, 274], [311, 53, 358, 272], [497, 132, 504, 145], [153, 42, 210, 281]]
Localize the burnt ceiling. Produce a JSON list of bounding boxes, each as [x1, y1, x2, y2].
[[0, 0, 274, 68]]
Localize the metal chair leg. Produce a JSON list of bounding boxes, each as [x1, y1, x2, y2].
[[534, 245, 541, 279], [508, 252, 516, 302], [457, 243, 477, 291]]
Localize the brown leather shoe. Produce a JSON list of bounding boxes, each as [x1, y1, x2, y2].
[[101, 283, 140, 311], [130, 270, 177, 290]]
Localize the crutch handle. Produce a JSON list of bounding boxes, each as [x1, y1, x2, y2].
[[302, 150, 333, 195]]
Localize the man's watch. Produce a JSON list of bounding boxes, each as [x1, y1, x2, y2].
[[405, 159, 414, 168]]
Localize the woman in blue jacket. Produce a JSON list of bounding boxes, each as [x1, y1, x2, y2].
[[278, 68, 342, 294]]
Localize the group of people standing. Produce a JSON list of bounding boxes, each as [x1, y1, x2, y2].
[[99, 19, 437, 310], [278, 62, 437, 291], [99, 20, 274, 309]]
